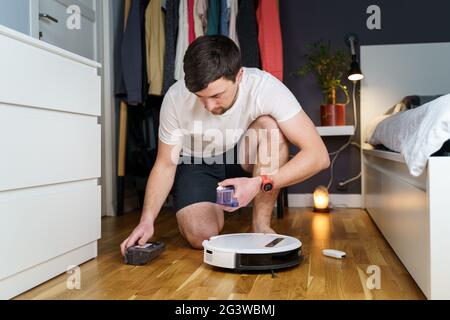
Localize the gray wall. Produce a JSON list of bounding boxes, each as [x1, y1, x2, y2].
[[0, 0, 30, 35], [280, 0, 450, 194]]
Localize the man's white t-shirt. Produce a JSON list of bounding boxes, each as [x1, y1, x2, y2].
[[159, 67, 302, 158]]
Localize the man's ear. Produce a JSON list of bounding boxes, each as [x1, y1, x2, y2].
[[236, 68, 244, 83]]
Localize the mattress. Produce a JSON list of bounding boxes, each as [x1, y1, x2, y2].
[[366, 94, 450, 176]]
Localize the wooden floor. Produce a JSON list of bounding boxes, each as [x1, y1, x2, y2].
[[15, 207, 425, 300]]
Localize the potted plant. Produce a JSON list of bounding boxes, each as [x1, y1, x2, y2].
[[295, 40, 350, 126]]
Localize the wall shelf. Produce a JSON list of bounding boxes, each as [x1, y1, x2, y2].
[[316, 125, 355, 136]]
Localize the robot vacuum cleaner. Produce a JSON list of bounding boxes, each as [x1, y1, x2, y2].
[[202, 233, 302, 271]]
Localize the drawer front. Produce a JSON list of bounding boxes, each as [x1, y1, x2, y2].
[[0, 31, 100, 116], [0, 104, 101, 192], [0, 180, 101, 280]]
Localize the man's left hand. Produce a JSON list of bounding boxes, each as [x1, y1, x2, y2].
[[218, 177, 262, 212]]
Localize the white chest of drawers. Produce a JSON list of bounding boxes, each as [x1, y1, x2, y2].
[[0, 25, 102, 299]]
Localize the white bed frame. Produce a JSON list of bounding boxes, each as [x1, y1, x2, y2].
[[360, 42, 450, 300]]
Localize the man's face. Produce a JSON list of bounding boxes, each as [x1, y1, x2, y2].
[[194, 69, 243, 115]]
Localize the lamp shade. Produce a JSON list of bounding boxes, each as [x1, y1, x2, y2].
[[348, 58, 364, 81], [313, 185, 330, 213], [346, 34, 364, 81]]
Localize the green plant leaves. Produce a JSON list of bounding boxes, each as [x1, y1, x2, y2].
[[295, 40, 351, 105]]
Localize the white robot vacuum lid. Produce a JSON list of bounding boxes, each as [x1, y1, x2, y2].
[[202, 233, 302, 271], [203, 233, 301, 254]]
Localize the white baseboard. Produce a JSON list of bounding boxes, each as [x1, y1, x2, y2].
[[287, 194, 362, 208]]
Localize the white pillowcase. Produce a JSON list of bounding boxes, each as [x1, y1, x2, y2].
[[368, 93, 450, 176]]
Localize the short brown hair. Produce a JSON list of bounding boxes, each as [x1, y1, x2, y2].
[[183, 35, 242, 93]]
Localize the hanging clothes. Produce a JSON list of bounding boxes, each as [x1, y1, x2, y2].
[[162, 0, 180, 94], [228, 0, 239, 47], [196, 0, 208, 35], [193, 0, 205, 38], [219, 0, 229, 36], [174, 0, 189, 81], [118, 0, 150, 105], [145, 0, 166, 96], [256, 0, 284, 81], [188, 0, 196, 43], [206, 0, 220, 35], [236, 0, 260, 68]]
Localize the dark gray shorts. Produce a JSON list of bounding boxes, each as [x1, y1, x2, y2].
[[171, 145, 252, 212]]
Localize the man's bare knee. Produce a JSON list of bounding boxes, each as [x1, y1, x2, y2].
[[176, 202, 223, 249], [240, 116, 288, 166], [254, 115, 277, 127], [184, 229, 219, 249], [179, 220, 220, 249], [250, 116, 288, 143]]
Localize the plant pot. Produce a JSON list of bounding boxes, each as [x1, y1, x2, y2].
[[320, 104, 346, 126], [334, 103, 346, 126]]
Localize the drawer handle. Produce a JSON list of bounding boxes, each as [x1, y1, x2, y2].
[[39, 13, 59, 23]]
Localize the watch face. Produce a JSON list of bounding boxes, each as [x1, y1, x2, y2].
[[263, 183, 273, 192]]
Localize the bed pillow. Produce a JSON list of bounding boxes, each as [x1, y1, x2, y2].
[[368, 93, 450, 176], [364, 96, 412, 144]]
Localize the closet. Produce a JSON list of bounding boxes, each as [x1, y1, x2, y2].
[[116, 0, 285, 215]]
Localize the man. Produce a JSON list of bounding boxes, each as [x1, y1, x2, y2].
[[120, 35, 329, 254]]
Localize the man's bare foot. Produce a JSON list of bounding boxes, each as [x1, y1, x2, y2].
[[250, 225, 277, 234]]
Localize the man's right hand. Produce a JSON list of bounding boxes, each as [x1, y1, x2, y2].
[[120, 218, 155, 256]]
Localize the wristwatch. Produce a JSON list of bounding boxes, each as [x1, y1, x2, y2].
[[260, 175, 274, 192]]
